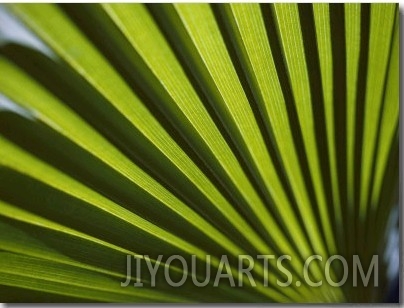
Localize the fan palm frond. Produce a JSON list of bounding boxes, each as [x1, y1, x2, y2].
[[0, 3, 399, 303]]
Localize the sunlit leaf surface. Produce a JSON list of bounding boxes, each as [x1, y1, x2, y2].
[[0, 3, 398, 303]]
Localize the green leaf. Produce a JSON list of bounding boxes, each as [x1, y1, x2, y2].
[[0, 3, 398, 303]]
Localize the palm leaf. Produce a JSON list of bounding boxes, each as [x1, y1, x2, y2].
[[0, 3, 399, 303]]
